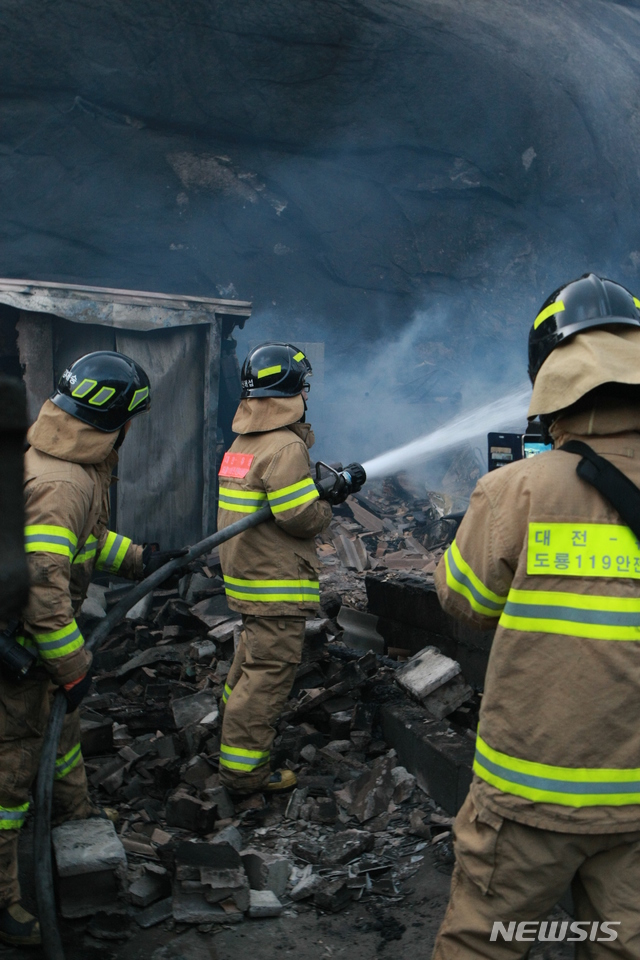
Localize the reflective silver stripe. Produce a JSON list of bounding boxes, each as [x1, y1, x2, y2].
[[55, 744, 82, 779], [219, 492, 267, 507], [225, 584, 319, 597], [24, 533, 74, 550], [219, 750, 269, 768], [503, 599, 640, 628], [446, 545, 505, 613], [475, 748, 640, 796], [37, 625, 82, 652], [102, 534, 126, 570], [73, 538, 99, 563], [267, 481, 318, 507]]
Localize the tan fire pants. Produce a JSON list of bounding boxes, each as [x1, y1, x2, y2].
[[0, 671, 92, 908], [219, 615, 305, 793], [432, 793, 640, 959]]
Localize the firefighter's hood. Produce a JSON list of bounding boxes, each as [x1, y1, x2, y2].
[[232, 395, 306, 435], [27, 399, 120, 464], [528, 327, 640, 418]]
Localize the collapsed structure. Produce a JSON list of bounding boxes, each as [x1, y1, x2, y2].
[[48, 475, 488, 943]]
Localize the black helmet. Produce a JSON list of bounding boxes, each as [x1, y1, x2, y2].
[[528, 273, 640, 383], [240, 342, 312, 398], [51, 351, 151, 432]]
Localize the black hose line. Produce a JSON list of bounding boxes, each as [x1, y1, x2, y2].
[[34, 503, 272, 960]]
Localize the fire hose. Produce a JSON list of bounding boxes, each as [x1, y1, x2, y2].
[[33, 462, 365, 960]]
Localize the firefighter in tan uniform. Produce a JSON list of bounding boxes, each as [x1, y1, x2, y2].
[[432, 275, 640, 959], [217, 343, 360, 795], [0, 351, 179, 947]]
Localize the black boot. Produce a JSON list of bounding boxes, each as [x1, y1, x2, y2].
[[0, 902, 41, 946]]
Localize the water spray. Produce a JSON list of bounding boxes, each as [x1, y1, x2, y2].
[[362, 385, 531, 478]]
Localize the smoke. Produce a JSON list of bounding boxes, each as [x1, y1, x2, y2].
[[235, 295, 532, 489]]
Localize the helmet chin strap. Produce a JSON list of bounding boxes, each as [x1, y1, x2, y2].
[[113, 425, 128, 450]]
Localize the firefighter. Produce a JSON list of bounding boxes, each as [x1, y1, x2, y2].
[[217, 343, 345, 795], [0, 351, 179, 947], [432, 274, 640, 959]]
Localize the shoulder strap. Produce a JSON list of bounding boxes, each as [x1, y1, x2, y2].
[[560, 439, 640, 541]]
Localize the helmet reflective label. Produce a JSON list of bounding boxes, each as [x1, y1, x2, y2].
[[88, 386, 116, 406], [128, 386, 149, 411], [534, 300, 565, 330], [293, 351, 305, 362], [71, 378, 97, 398], [257, 365, 282, 379]]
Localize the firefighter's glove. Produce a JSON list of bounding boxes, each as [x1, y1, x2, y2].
[[317, 474, 349, 506], [62, 671, 92, 713], [142, 544, 188, 577]]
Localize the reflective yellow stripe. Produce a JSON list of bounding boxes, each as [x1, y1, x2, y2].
[[218, 486, 267, 514], [223, 575, 320, 603], [25, 524, 78, 560], [71, 378, 97, 398], [444, 541, 507, 617], [268, 478, 319, 514], [474, 733, 640, 806], [634, 297, 640, 310], [219, 743, 270, 771], [527, 522, 640, 579], [534, 300, 565, 330], [33, 619, 84, 660], [96, 531, 132, 573], [128, 386, 149, 411], [499, 587, 640, 641], [293, 351, 305, 362], [257, 365, 281, 379], [73, 534, 99, 565], [54, 742, 82, 780], [222, 682, 233, 704], [88, 386, 116, 406], [0, 803, 29, 830]]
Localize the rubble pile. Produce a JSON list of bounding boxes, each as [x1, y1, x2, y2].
[[67, 476, 482, 938]]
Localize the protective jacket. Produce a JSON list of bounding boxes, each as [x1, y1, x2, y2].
[[217, 396, 332, 617], [20, 401, 143, 685], [435, 397, 640, 834]]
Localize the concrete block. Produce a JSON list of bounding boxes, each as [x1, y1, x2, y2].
[[129, 872, 171, 907], [52, 818, 126, 877], [321, 829, 375, 865], [241, 849, 291, 897], [338, 755, 397, 823], [200, 866, 250, 912], [172, 888, 228, 924], [381, 701, 474, 814], [396, 646, 460, 701], [391, 765, 416, 803], [365, 572, 494, 688], [171, 690, 219, 728], [80, 715, 114, 757], [423, 672, 473, 719], [175, 839, 240, 870], [166, 790, 217, 834], [213, 825, 242, 851], [57, 870, 120, 919], [248, 889, 283, 918], [189, 638, 216, 661], [289, 873, 324, 901], [202, 786, 235, 820], [314, 878, 351, 912], [134, 896, 173, 928]]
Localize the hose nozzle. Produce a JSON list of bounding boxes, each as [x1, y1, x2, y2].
[[315, 461, 367, 505]]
